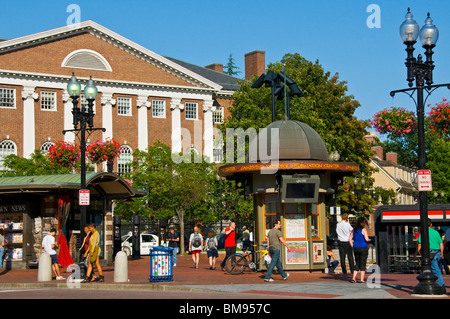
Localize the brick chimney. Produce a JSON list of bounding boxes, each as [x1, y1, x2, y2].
[[245, 50, 265, 80], [386, 152, 398, 164], [371, 146, 383, 160], [205, 63, 223, 73]]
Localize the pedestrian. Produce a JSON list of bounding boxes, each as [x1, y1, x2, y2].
[[264, 219, 290, 282], [336, 213, 354, 275], [220, 221, 236, 272], [443, 227, 450, 274], [414, 219, 446, 294], [42, 228, 64, 280], [189, 225, 203, 269], [327, 245, 339, 274], [241, 226, 251, 252], [167, 226, 180, 267], [79, 226, 91, 261], [83, 224, 104, 282], [0, 229, 5, 269], [205, 232, 218, 270], [349, 217, 371, 283]]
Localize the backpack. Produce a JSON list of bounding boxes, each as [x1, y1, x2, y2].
[[192, 233, 201, 247], [207, 237, 217, 250]]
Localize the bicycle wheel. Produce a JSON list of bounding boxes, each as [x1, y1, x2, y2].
[[225, 254, 247, 275]]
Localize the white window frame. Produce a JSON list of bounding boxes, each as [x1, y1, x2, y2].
[[213, 106, 224, 124], [118, 144, 133, 175], [117, 97, 132, 116], [40, 141, 55, 153], [0, 139, 17, 171], [152, 100, 166, 118], [185, 102, 198, 120], [40, 91, 57, 111], [0, 88, 16, 109]]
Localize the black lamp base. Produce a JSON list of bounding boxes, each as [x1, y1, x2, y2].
[[412, 271, 445, 296]]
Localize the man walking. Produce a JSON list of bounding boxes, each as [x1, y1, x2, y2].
[[264, 219, 290, 282], [221, 221, 236, 271], [414, 218, 446, 294], [336, 213, 354, 274], [42, 228, 64, 280]]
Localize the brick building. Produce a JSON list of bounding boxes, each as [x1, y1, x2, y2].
[[0, 20, 266, 172]]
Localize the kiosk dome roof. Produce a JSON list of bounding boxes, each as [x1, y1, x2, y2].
[[249, 120, 328, 162]]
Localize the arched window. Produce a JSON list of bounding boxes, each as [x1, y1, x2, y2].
[[40, 141, 55, 153], [0, 139, 17, 171], [118, 145, 133, 175], [62, 49, 112, 72]]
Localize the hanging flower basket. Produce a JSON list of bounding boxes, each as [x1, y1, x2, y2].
[[47, 141, 80, 167], [428, 98, 450, 138], [86, 138, 121, 165], [371, 107, 416, 137]]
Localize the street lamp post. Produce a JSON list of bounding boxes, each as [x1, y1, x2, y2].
[[353, 177, 365, 217], [391, 9, 448, 295], [64, 74, 105, 252]]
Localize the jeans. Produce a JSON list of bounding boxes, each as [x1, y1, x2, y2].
[[171, 247, 179, 265], [430, 251, 446, 292], [264, 247, 287, 280], [0, 248, 3, 269], [221, 246, 236, 269]]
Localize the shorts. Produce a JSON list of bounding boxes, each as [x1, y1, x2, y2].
[[207, 250, 218, 258], [191, 250, 201, 254], [50, 254, 59, 265]]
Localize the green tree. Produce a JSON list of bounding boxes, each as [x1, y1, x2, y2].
[[224, 54, 241, 76], [116, 141, 217, 253], [0, 150, 73, 176], [426, 138, 450, 203]]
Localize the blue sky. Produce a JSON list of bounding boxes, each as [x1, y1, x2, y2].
[[1, 0, 450, 126]]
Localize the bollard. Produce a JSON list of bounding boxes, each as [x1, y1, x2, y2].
[[114, 251, 128, 282], [37, 252, 52, 281]]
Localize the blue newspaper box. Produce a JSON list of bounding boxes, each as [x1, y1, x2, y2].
[[149, 246, 174, 282]]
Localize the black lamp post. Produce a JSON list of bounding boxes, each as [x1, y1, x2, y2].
[[64, 73, 105, 251], [353, 177, 366, 217], [390, 9, 448, 295]]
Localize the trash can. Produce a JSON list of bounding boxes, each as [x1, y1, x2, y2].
[[149, 246, 174, 282]]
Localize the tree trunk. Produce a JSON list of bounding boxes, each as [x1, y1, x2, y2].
[[176, 207, 185, 254]]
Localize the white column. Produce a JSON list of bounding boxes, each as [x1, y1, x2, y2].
[[21, 87, 38, 158], [202, 100, 215, 162], [63, 93, 76, 143], [170, 98, 184, 154], [136, 97, 150, 151], [101, 93, 115, 140]]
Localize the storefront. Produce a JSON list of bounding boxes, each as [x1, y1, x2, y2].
[[0, 172, 144, 269], [219, 120, 359, 272]]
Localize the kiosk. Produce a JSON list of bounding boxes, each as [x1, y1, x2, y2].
[[219, 120, 359, 271]]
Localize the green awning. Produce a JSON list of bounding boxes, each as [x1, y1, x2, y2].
[[0, 172, 145, 199]]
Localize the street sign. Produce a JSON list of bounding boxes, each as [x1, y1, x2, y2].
[[79, 189, 90, 205], [417, 170, 432, 191]]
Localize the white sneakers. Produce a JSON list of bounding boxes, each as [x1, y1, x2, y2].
[[56, 276, 65, 280], [264, 273, 289, 282]]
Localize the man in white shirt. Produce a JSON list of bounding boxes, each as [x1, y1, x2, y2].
[[42, 228, 64, 280], [336, 213, 354, 274]]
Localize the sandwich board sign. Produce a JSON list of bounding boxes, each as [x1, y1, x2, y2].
[[417, 170, 432, 191]]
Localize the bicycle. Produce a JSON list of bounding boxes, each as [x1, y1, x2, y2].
[[225, 244, 270, 275]]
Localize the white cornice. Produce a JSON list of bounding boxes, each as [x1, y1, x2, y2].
[[0, 69, 217, 95], [0, 20, 223, 92]]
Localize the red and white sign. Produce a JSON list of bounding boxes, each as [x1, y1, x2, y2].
[[79, 189, 90, 206], [418, 170, 432, 191]]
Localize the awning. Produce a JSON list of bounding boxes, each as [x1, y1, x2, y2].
[[0, 172, 146, 199]]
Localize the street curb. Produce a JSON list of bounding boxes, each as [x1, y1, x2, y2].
[[0, 282, 220, 293]]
